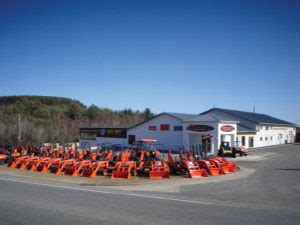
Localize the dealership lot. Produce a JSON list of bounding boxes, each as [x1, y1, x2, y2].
[[0, 144, 299, 225]]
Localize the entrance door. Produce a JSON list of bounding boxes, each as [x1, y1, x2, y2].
[[128, 135, 136, 145], [202, 136, 212, 154], [278, 134, 283, 144], [248, 136, 254, 148]]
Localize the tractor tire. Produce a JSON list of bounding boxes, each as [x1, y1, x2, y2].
[[0, 159, 5, 165]]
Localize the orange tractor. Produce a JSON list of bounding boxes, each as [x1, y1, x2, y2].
[[168, 150, 208, 178], [135, 139, 170, 179]]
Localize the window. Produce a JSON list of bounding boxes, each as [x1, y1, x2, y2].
[[260, 137, 263, 141], [160, 124, 170, 131], [266, 126, 269, 130], [265, 137, 268, 141], [270, 136, 273, 141], [241, 136, 246, 146]]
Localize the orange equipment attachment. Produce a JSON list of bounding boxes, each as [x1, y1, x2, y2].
[[47, 158, 65, 175], [61, 160, 79, 176], [8, 156, 30, 168], [0, 154, 7, 160], [35, 157, 52, 172], [106, 150, 130, 173], [111, 161, 137, 179], [211, 156, 238, 173], [6, 145, 238, 181], [148, 161, 170, 179], [209, 157, 232, 174], [198, 160, 222, 175], [182, 160, 208, 178], [11, 152, 21, 158], [80, 161, 107, 178], [168, 151, 207, 178], [26, 157, 43, 171]]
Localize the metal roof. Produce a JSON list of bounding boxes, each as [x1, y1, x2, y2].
[[129, 112, 197, 129], [202, 108, 296, 126], [184, 112, 239, 123], [237, 124, 256, 133], [166, 112, 198, 120]]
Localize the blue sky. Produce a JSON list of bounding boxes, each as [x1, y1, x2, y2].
[[0, 0, 299, 124]]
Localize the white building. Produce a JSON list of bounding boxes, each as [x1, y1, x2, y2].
[[202, 108, 296, 149], [79, 108, 296, 155]]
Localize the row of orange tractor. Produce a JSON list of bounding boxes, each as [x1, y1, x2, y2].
[[4, 145, 238, 180]]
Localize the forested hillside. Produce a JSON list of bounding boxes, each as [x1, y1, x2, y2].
[[0, 96, 154, 145]]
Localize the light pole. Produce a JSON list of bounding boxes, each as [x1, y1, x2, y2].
[[17, 113, 21, 145]]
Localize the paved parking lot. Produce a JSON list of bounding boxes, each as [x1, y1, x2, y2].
[[0, 144, 299, 225]]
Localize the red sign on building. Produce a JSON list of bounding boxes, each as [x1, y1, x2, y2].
[[148, 126, 157, 130], [160, 124, 170, 131], [186, 125, 214, 132], [220, 125, 235, 132]]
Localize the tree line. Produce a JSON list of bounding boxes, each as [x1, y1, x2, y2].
[[0, 96, 154, 146]]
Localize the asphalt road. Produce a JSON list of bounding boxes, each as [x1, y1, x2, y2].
[[0, 144, 299, 225]]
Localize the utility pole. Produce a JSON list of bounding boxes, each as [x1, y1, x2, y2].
[[253, 106, 256, 113], [17, 113, 21, 145]]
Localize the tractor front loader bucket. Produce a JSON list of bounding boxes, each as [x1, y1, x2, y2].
[[228, 162, 238, 172], [148, 160, 170, 179], [80, 161, 107, 178], [63, 162, 79, 176], [111, 170, 131, 179], [149, 171, 170, 179], [188, 169, 208, 178], [35, 158, 51, 172], [111, 162, 136, 179], [198, 160, 222, 176], [221, 166, 232, 174], [19, 159, 30, 170], [38, 163, 49, 173], [208, 168, 222, 176], [28, 157, 41, 171], [184, 161, 208, 178], [8, 156, 29, 168]]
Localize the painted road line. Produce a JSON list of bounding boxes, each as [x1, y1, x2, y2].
[[0, 176, 292, 212]]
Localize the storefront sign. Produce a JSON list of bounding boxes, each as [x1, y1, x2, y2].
[[186, 125, 214, 132], [220, 125, 235, 132], [80, 132, 97, 140], [148, 126, 157, 130], [160, 124, 170, 131], [79, 128, 127, 139], [174, 125, 183, 131]]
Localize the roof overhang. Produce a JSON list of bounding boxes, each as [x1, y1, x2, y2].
[[258, 123, 297, 127], [237, 131, 257, 135]]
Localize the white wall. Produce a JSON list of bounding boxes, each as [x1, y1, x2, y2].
[[182, 121, 219, 154], [181, 122, 237, 155], [254, 126, 296, 148], [237, 126, 296, 148], [218, 123, 237, 149], [236, 134, 255, 148], [127, 114, 184, 151]]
